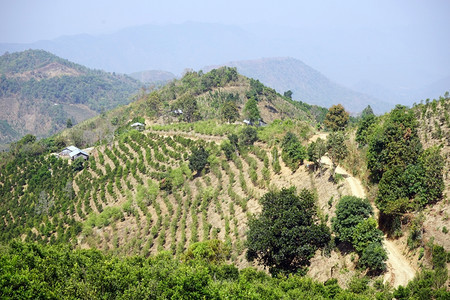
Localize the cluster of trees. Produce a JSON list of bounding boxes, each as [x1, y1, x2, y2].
[[0, 49, 85, 74], [174, 67, 239, 97], [394, 244, 449, 299], [243, 97, 260, 123], [332, 196, 387, 273], [359, 105, 445, 233], [307, 137, 326, 172], [324, 104, 349, 132]]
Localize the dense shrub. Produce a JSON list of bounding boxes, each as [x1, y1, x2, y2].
[[281, 132, 306, 171], [246, 187, 331, 275], [332, 196, 373, 243], [188, 146, 209, 173]]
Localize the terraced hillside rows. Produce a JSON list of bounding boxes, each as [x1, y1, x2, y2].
[[0, 128, 351, 268]]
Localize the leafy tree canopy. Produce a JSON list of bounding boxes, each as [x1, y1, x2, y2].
[[359, 242, 388, 273], [243, 97, 260, 123], [361, 105, 375, 119], [367, 105, 422, 183], [324, 104, 349, 131], [326, 132, 348, 174], [307, 138, 326, 171], [174, 93, 201, 123], [356, 111, 376, 147], [352, 218, 384, 254], [220, 100, 239, 123], [281, 132, 306, 171], [240, 126, 258, 146], [283, 90, 293, 99], [246, 187, 331, 275], [332, 196, 373, 243], [188, 146, 209, 173]]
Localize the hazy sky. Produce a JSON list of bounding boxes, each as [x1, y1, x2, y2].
[[1, 0, 449, 92], [1, 0, 449, 43]]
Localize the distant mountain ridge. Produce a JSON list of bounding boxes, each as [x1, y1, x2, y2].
[[204, 57, 392, 114], [1, 22, 447, 109], [0, 50, 141, 145], [0, 22, 259, 75], [129, 70, 176, 84]]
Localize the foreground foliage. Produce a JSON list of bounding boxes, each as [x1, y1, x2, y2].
[[1, 241, 400, 299]]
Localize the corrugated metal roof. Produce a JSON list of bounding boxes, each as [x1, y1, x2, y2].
[[69, 149, 89, 158], [64, 146, 80, 152]]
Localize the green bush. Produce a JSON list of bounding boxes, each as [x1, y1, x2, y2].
[[332, 196, 373, 243], [352, 218, 384, 254], [188, 146, 209, 173], [240, 126, 258, 146], [281, 132, 306, 171], [358, 242, 387, 272]]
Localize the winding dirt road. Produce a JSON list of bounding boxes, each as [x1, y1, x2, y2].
[[320, 156, 415, 287]]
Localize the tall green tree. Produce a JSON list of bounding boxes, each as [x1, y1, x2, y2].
[[361, 105, 374, 119], [416, 146, 444, 207], [246, 187, 330, 275], [188, 146, 209, 174], [351, 218, 384, 253], [356, 106, 376, 147], [324, 104, 349, 131], [240, 127, 258, 146], [307, 138, 327, 172], [146, 91, 161, 117], [244, 97, 260, 123], [175, 93, 201, 123], [283, 90, 293, 99], [367, 105, 422, 183], [220, 100, 239, 123], [326, 132, 348, 176]]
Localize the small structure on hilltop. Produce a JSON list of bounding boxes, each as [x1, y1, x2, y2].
[[60, 146, 79, 157], [130, 122, 145, 131], [59, 145, 89, 160], [243, 119, 267, 127], [172, 109, 183, 115]]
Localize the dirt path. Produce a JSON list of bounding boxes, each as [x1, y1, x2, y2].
[[320, 155, 415, 288], [382, 238, 416, 287]]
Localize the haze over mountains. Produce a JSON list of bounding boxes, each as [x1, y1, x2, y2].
[[1, 22, 448, 109], [204, 57, 392, 114]]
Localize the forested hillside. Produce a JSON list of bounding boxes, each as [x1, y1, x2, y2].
[[1, 67, 449, 298], [0, 50, 141, 146]]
